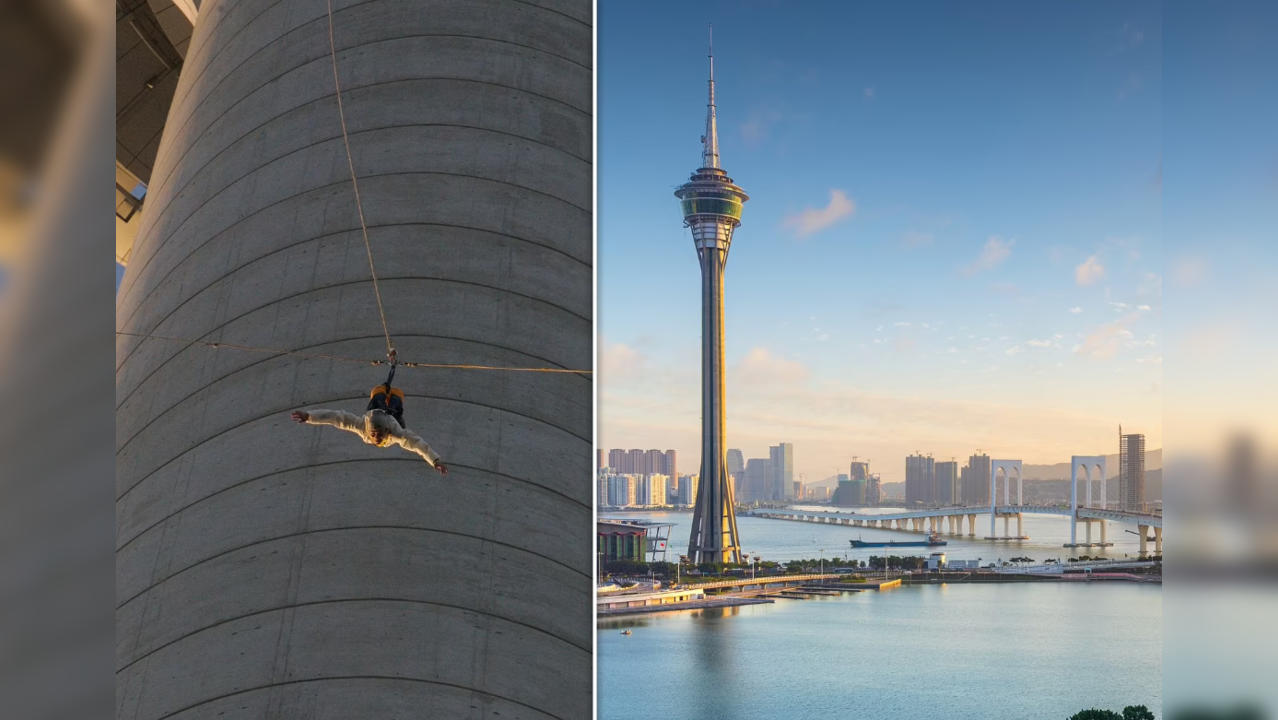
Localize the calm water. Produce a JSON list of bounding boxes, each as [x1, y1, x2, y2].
[[598, 511, 1161, 719], [603, 509, 1147, 564], [599, 582, 1162, 720]]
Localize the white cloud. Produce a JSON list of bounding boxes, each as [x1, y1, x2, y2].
[[962, 236, 1014, 275], [1075, 313, 1142, 359], [1026, 334, 1065, 349], [734, 347, 810, 385], [863, 87, 875, 99], [1069, 307, 1083, 314], [600, 340, 645, 381], [1137, 304, 1151, 311], [1075, 255, 1105, 286], [783, 189, 856, 238], [1006, 346, 1024, 356]]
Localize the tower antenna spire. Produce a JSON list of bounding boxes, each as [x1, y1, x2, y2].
[[702, 24, 720, 169]]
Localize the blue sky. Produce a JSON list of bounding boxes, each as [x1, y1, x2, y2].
[[599, 1, 1165, 482]]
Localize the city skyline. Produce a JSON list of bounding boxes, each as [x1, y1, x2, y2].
[[599, 2, 1162, 485]]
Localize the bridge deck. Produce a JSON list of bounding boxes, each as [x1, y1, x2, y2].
[[754, 506, 1161, 528]]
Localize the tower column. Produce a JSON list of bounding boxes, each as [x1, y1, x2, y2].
[[114, 0, 593, 716], [680, 38, 748, 564]]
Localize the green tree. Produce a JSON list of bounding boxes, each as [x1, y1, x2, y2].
[[1068, 706, 1155, 720]]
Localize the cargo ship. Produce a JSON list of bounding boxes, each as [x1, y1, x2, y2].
[[849, 533, 947, 548]]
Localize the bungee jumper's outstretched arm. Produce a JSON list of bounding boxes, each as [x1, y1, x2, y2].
[[385, 427, 443, 469], [293, 408, 363, 434]]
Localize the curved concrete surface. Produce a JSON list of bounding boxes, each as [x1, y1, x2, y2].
[[115, 0, 591, 717]]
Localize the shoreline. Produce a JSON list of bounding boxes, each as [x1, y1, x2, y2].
[[597, 572, 1159, 619]]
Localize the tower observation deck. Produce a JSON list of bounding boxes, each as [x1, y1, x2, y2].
[[676, 30, 748, 564]]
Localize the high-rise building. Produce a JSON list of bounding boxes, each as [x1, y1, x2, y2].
[[935, 461, 959, 505], [867, 475, 882, 505], [680, 37, 748, 564], [652, 474, 668, 507], [849, 460, 869, 481], [961, 453, 991, 506], [627, 449, 644, 474], [727, 449, 745, 477], [793, 480, 803, 499], [605, 475, 618, 507], [769, 443, 794, 500], [635, 474, 669, 507], [831, 473, 863, 506], [598, 470, 610, 508], [609, 449, 627, 473], [905, 453, 936, 506], [1120, 428, 1146, 512], [608, 475, 638, 507], [676, 474, 700, 506], [633, 475, 650, 506], [665, 449, 677, 482], [643, 449, 663, 476], [742, 458, 773, 504]]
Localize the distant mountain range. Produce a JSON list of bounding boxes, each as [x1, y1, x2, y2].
[[1020, 449, 1161, 480]]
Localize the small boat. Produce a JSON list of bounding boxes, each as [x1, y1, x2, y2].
[[621, 630, 632, 636]]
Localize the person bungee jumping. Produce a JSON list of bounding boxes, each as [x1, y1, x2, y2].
[[291, 350, 449, 474]]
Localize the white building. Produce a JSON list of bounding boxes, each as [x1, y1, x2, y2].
[[676, 474, 699, 505], [597, 470, 610, 508], [635, 474, 669, 507], [607, 474, 638, 507]]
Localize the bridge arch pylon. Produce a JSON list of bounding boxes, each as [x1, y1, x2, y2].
[[988, 459, 1023, 537], [1070, 455, 1108, 546]]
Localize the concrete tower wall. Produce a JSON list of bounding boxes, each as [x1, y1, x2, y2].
[[115, 0, 592, 717]]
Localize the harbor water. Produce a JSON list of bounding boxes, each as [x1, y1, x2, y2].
[[598, 511, 1161, 719]]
